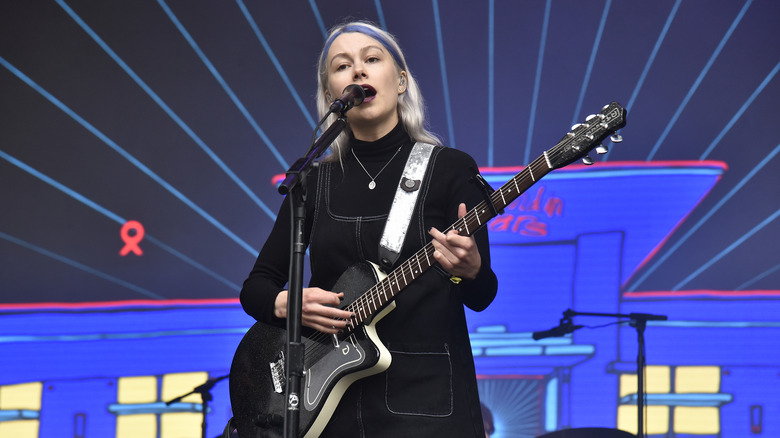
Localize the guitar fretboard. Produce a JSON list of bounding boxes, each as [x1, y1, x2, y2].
[[344, 153, 556, 326]]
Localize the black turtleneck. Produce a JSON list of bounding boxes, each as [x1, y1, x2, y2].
[[240, 122, 497, 324], [330, 122, 416, 216]]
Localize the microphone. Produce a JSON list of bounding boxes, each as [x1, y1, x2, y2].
[[329, 84, 366, 113], [532, 322, 584, 340]]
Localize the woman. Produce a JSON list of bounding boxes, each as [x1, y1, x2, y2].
[[240, 21, 498, 437]]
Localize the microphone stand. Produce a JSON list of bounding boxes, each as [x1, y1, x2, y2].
[[277, 111, 350, 438], [560, 309, 667, 438], [165, 374, 229, 438]]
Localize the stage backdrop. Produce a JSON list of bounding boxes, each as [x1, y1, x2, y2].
[[1, 1, 778, 437]]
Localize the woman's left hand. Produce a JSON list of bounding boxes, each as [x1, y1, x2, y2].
[[429, 203, 482, 280]]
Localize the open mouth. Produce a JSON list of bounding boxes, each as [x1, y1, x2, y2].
[[361, 84, 377, 101]]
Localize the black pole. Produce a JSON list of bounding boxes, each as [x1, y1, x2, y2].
[[555, 309, 665, 438], [635, 318, 647, 438], [283, 185, 307, 438], [279, 113, 350, 438]]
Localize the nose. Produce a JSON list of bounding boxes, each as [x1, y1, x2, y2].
[[353, 62, 367, 80]]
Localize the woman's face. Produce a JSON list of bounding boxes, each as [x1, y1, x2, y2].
[[324, 32, 407, 141]]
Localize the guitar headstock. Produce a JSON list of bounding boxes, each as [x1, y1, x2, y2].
[[547, 102, 627, 169]]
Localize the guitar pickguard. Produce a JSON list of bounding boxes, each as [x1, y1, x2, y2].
[[304, 333, 365, 410]]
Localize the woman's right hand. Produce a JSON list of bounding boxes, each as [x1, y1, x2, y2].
[[274, 288, 354, 334]]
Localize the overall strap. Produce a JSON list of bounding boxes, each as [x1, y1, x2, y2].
[[378, 142, 435, 272]]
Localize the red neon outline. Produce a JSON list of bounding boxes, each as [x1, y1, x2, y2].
[[623, 290, 780, 299], [622, 170, 726, 287], [478, 160, 728, 174]]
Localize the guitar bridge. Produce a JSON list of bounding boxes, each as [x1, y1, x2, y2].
[[269, 352, 285, 394]]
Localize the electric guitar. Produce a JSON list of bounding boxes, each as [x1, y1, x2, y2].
[[229, 102, 627, 438]]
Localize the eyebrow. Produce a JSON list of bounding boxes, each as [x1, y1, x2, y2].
[[329, 45, 387, 66]]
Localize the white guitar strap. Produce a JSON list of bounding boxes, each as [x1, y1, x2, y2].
[[378, 142, 435, 273]]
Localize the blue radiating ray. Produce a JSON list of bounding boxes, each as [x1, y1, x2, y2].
[[156, 0, 289, 169], [525, 0, 552, 166], [0, 56, 258, 257], [628, 143, 780, 291], [0, 149, 241, 291], [570, 0, 612, 127], [700, 61, 780, 160], [55, 0, 276, 222], [646, 0, 754, 161], [487, 0, 494, 164], [0, 231, 163, 299], [235, 0, 316, 130], [736, 263, 780, 291], [374, 0, 387, 30], [432, 0, 456, 148], [673, 206, 780, 291], [603, 0, 682, 162], [308, 0, 328, 38]]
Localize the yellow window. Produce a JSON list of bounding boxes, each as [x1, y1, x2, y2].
[[0, 382, 42, 438], [674, 406, 720, 434], [619, 366, 670, 397], [161, 372, 208, 403], [675, 366, 720, 393], [617, 405, 669, 435], [117, 376, 158, 404], [117, 414, 156, 438], [161, 412, 202, 438]]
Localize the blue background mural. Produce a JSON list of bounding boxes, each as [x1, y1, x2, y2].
[[1, 1, 778, 437]]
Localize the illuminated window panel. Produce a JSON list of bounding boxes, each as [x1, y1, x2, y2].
[[619, 366, 670, 397], [0, 420, 39, 438], [161, 412, 202, 438], [617, 405, 669, 435], [117, 376, 158, 404], [116, 414, 156, 438], [675, 366, 720, 393], [0, 382, 43, 410], [161, 372, 208, 404], [674, 406, 720, 434], [0, 382, 42, 438]]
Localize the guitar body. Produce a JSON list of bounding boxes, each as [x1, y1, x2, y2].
[[230, 261, 394, 438]]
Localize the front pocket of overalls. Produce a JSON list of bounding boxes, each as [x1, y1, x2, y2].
[[385, 343, 453, 417]]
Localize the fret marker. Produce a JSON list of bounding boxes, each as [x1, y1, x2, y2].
[[543, 151, 553, 168]]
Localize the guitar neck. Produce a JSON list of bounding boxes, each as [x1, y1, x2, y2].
[[345, 153, 554, 325]]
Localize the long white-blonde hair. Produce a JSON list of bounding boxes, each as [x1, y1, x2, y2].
[[315, 21, 441, 161]]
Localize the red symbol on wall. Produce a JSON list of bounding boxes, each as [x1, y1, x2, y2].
[[119, 220, 145, 256]]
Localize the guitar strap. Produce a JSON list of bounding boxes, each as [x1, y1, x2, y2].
[[378, 142, 435, 273]]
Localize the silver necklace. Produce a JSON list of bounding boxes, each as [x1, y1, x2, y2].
[[351, 146, 403, 190]]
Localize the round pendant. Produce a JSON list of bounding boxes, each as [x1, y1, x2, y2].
[[368, 180, 376, 190]]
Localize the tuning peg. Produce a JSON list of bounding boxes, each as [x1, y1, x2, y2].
[[610, 131, 623, 143], [585, 114, 597, 122], [571, 123, 584, 131], [596, 144, 609, 154], [582, 155, 594, 165]]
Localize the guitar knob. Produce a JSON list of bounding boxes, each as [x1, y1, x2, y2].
[[582, 155, 594, 165], [596, 144, 609, 154], [610, 132, 623, 143]]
